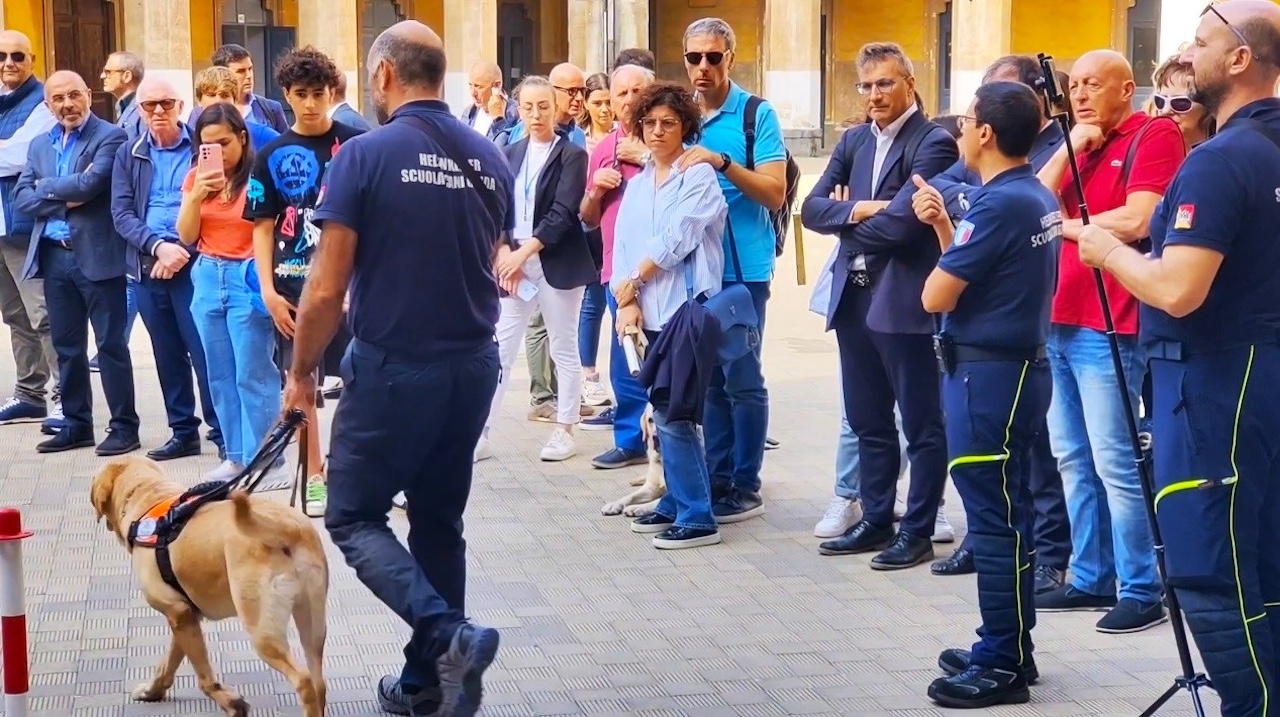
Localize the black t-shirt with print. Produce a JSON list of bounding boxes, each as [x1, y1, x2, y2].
[[244, 121, 365, 303]]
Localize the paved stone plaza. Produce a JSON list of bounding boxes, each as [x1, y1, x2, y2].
[[0, 164, 1215, 715]]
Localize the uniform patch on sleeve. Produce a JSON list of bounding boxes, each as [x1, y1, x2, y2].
[[1174, 204, 1195, 230], [954, 220, 975, 246]]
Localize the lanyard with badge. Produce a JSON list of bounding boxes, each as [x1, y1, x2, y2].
[[522, 138, 556, 221]]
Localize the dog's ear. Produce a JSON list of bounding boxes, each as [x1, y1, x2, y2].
[[90, 460, 130, 529]]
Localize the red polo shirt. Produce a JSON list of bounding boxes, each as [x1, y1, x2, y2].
[[1054, 112, 1184, 335]]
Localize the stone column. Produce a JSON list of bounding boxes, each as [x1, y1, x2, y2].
[[119, 0, 195, 119], [298, 0, 362, 110], [568, 0, 607, 73], [763, 0, 821, 144], [443, 0, 498, 113], [613, 0, 649, 61], [948, 0, 1013, 114]]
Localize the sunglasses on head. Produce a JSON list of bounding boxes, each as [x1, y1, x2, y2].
[[0, 52, 26, 64], [684, 51, 725, 66], [141, 99, 178, 113], [1152, 93, 1195, 113]]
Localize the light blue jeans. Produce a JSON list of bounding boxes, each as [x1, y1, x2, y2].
[[190, 256, 280, 465], [1046, 324, 1160, 604]]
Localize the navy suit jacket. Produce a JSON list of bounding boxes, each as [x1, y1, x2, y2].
[[332, 103, 372, 131], [930, 121, 1065, 221], [13, 114, 128, 282], [800, 111, 958, 334]]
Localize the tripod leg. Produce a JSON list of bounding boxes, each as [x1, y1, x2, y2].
[[1138, 682, 1182, 717]]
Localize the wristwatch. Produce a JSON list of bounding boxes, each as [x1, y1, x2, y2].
[[717, 152, 733, 172], [628, 269, 646, 288], [640, 150, 653, 165]]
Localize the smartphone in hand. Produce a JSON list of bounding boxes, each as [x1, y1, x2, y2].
[[197, 143, 224, 179]]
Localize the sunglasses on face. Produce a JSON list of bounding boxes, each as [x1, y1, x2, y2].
[[684, 51, 725, 66], [1152, 93, 1195, 113], [0, 52, 26, 64], [141, 99, 178, 113]]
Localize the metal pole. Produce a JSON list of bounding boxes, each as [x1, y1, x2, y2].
[[0, 507, 34, 717]]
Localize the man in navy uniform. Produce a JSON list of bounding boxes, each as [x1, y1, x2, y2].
[[281, 20, 509, 717], [800, 42, 957, 569], [912, 81, 1059, 708], [926, 55, 1072, 597], [1079, 2, 1280, 714]]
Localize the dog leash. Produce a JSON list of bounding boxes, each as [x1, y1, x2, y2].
[[233, 409, 307, 495]]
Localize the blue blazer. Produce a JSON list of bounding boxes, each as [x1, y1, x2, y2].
[[800, 111, 958, 334], [332, 102, 372, 131], [188, 93, 289, 135], [13, 114, 129, 282]]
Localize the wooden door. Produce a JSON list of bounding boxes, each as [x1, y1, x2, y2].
[[50, 0, 116, 120]]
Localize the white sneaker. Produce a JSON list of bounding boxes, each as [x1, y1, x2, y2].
[[814, 496, 861, 538], [933, 507, 956, 543], [581, 379, 612, 407], [206, 460, 244, 481], [539, 427, 577, 462], [473, 435, 492, 463]]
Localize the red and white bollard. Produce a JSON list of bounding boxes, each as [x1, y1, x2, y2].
[[0, 507, 33, 717]]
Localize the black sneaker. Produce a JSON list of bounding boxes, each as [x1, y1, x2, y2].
[[928, 664, 1030, 708], [652, 526, 722, 550], [1095, 598, 1168, 634], [630, 512, 674, 534], [435, 622, 500, 717], [1033, 565, 1065, 594], [1035, 584, 1117, 612], [96, 430, 141, 457], [581, 407, 615, 432], [764, 436, 780, 450], [937, 648, 1039, 684], [712, 488, 764, 524], [376, 675, 441, 716], [591, 446, 646, 469]]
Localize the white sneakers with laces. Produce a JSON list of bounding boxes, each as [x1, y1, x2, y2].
[[933, 506, 956, 543], [814, 496, 862, 538], [539, 427, 576, 462]]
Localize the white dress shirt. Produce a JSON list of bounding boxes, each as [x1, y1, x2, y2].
[[853, 103, 919, 272]]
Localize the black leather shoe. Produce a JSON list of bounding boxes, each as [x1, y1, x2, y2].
[[938, 647, 1039, 684], [928, 664, 1030, 708], [870, 530, 934, 570], [36, 429, 94, 454], [818, 520, 894, 556], [146, 437, 201, 461], [931, 547, 976, 576], [96, 430, 141, 457], [1033, 565, 1065, 594]]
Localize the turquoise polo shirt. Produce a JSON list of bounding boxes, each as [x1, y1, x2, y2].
[[700, 82, 786, 283]]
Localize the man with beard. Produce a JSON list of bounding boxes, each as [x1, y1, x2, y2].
[[283, 20, 511, 717], [1078, 1, 1280, 714]]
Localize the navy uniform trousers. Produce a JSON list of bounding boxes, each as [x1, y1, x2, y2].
[[1150, 343, 1280, 717], [324, 338, 500, 691], [944, 358, 1050, 670]]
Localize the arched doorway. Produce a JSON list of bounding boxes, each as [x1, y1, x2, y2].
[[361, 0, 406, 123], [221, 0, 295, 109], [49, 0, 118, 120], [498, 1, 534, 92]]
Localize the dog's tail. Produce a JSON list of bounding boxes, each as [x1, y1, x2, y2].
[[229, 490, 304, 546]]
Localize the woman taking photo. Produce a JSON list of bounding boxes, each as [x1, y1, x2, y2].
[[577, 71, 614, 407], [612, 81, 728, 550], [481, 75, 595, 463], [177, 103, 281, 483]]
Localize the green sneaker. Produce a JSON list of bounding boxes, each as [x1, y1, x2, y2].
[[304, 476, 327, 518]]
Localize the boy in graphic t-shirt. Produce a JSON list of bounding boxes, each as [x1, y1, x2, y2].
[[244, 46, 365, 518]]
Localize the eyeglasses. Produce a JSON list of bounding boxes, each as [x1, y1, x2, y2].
[[140, 99, 178, 113], [1202, 2, 1251, 49], [0, 52, 27, 64], [684, 52, 725, 66], [1152, 93, 1195, 113], [640, 117, 681, 133], [554, 85, 586, 98], [856, 78, 902, 95]]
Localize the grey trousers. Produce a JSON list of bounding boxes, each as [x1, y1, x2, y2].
[[526, 310, 555, 406], [0, 239, 58, 404]]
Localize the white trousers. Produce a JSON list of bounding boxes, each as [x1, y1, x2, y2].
[[486, 254, 586, 428]]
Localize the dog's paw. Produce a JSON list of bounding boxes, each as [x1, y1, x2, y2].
[[130, 682, 167, 702], [622, 504, 651, 517], [628, 474, 646, 487], [224, 696, 250, 717], [601, 501, 625, 516]]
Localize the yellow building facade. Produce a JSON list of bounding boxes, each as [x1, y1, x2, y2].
[[0, 0, 1169, 152]]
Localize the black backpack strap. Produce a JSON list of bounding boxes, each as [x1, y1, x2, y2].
[[743, 95, 763, 171], [398, 114, 506, 236], [1119, 116, 1166, 186]]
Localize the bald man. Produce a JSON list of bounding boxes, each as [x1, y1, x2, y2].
[[1031, 49, 1186, 632], [284, 19, 508, 717], [460, 59, 516, 141], [1076, 2, 1280, 712], [12, 71, 138, 455], [0, 30, 61, 429], [112, 75, 222, 464], [496, 62, 586, 148]]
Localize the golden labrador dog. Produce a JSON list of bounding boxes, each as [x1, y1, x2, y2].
[[91, 456, 329, 717]]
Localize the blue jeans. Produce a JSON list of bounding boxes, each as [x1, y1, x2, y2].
[[705, 280, 770, 495], [647, 331, 716, 530], [604, 291, 647, 454], [325, 339, 500, 691], [1046, 324, 1159, 604], [190, 256, 279, 464], [125, 277, 138, 339], [578, 281, 605, 368], [136, 265, 220, 444]]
